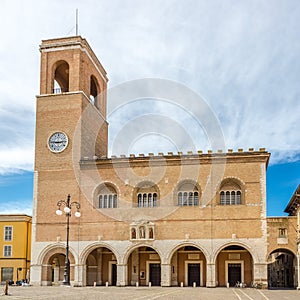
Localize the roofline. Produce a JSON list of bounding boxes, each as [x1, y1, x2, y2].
[[284, 184, 300, 215]]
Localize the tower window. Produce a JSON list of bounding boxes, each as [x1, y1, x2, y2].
[[53, 61, 69, 93]]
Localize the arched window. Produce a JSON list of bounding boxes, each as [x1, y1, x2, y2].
[[97, 183, 118, 208], [219, 179, 243, 205], [137, 192, 158, 208], [53, 61, 69, 93], [90, 75, 99, 106], [135, 181, 159, 208], [177, 181, 200, 206]]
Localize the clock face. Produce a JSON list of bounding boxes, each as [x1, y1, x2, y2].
[[48, 132, 68, 153]]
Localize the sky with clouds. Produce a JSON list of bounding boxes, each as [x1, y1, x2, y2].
[[0, 0, 299, 215]]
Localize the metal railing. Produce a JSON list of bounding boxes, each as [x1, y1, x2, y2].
[[53, 87, 69, 94]]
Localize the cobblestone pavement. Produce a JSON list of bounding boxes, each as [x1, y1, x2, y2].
[[0, 286, 299, 300]]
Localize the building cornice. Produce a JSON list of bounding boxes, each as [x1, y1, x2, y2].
[[0, 215, 32, 222], [80, 149, 270, 170]]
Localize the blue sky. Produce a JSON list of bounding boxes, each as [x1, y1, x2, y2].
[[0, 162, 299, 217], [0, 0, 299, 216]]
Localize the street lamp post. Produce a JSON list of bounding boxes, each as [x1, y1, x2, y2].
[[56, 194, 81, 286]]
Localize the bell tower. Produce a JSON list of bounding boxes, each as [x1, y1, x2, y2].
[[35, 36, 108, 172], [31, 36, 109, 285]]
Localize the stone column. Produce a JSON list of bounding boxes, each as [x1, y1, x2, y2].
[[253, 263, 268, 288], [53, 267, 59, 283], [206, 263, 216, 287], [73, 264, 84, 287], [29, 264, 42, 286], [131, 249, 139, 285], [161, 263, 171, 287], [117, 264, 127, 286], [97, 249, 102, 285], [171, 252, 178, 286], [297, 250, 300, 290]]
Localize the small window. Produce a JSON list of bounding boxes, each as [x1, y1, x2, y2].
[[4, 226, 12, 241], [131, 228, 136, 239], [279, 228, 287, 238], [1, 267, 13, 282], [4, 245, 12, 257]]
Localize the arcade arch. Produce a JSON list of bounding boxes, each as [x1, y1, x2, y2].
[[126, 245, 162, 286], [40, 246, 75, 286], [169, 244, 207, 287], [267, 248, 296, 288], [84, 246, 118, 286], [215, 245, 253, 287]]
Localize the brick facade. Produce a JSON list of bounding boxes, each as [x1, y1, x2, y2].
[[30, 36, 299, 288]]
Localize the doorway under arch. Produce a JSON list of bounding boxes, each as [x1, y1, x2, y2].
[[216, 245, 253, 287], [85, 247, 117, 286], [127, 246, 161, 286], [170, 245, 206, 287], [267, 249, 296, 288]]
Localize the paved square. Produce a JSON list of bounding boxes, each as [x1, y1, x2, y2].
[[1, 286, 299, 300]]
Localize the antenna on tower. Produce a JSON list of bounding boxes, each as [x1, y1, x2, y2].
[[76, 9, 79, 36]]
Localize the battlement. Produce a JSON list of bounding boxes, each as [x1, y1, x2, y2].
[[80, 147, 270, 166]]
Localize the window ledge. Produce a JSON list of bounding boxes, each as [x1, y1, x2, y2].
[[277, 237, 288, 245]]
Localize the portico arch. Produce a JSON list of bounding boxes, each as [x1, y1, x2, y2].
[[39, 244, 76, 286], [169, 243, 208, 287], [125, 244, 162, 286], [215, 243, 256, 287], [81, 243, 119, 286], [267, 248, 297, 288]]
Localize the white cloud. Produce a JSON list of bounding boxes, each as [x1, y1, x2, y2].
[[0, 0, 299, 174], [0, 147, 34, 175], [1, 202, 32, 216]]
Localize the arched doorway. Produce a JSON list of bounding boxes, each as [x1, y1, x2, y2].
[[85, 247, 117, 286], [267, 249, 296, 288], [216, 245, 253, 287], [127, 246, 161, 286], [41, 247, 75, 286], [170, 245, 206, 287]]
